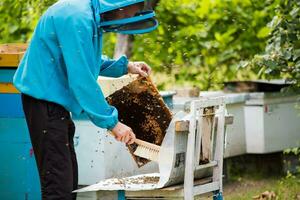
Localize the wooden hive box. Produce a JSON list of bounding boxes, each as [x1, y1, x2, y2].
[[106, 76, 173, 167], [0, 43, 27, 67]]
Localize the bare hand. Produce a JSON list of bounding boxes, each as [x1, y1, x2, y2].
[[111, 122, 136, 145], [128, 61, 151, 77]]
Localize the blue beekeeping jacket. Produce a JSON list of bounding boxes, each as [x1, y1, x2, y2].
[[13, 0, 144, 129]]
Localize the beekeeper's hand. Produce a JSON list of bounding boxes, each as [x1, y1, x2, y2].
[[111, 122, 136, 145], [128, 61, 151, 77]]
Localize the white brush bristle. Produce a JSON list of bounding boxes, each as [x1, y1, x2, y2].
[[133, 145, 159, 162]]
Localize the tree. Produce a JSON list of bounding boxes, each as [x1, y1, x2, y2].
[[245, 0, 300, 89], [0, 0, 286, 91], [131, 0, 280, 90], [0, 0, 57, 42]]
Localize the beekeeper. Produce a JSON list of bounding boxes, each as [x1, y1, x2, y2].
[[13, 0, 158, 199]]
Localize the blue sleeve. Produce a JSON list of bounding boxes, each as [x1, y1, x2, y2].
[[53, 11, 118, 130], [100, 55, 128, 77]]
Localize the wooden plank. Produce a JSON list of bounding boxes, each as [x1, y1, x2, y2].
[[200, 107, 214, 164], [175, 115, 233, 132], [175, 120, 189, 132], [0, 83, 19, 93], [0, 44, 27, 67], [193, 97, 224, 108], [125, 177, 212, 198], [160, 177, 212, 191], [212, 105, 225, 192], [184, 101, 197, 200], [195, 161, 217, 170], [225, 114, 234, 125], [193, 181, 220, 195], [0, 54, 22, 67]]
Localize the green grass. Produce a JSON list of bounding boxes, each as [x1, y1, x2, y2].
[[199, 175, 300, 200]]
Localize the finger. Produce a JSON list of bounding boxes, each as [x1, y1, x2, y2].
[[115, 135, 122, 142], [141, 64, 151, 75], [124, 134, 131, 144], [128, 137, 135, 145], [127, 132, 136, 144], [130, 132, 136, 140], [146, 66, 151, 75], [138, 68, 148, 77], [121, 134, 127, 143]]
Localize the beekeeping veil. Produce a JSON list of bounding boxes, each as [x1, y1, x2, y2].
[[92, 0, 158, 34]]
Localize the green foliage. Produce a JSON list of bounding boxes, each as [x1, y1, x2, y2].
[[246, 0, 300, 88], [0, 0, 289, 90], [131, 0, 279, 89], [284, 147, 300, 174], [222, 175, 300, 200], [284, 147, 300, 156], [0, 0, 57, 42]]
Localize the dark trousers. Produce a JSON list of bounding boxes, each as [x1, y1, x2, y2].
[[21, 94, 78, 200]]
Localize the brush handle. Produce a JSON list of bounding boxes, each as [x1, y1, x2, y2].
[[108, 131, 160, 151], [134, 138, 161, 151]]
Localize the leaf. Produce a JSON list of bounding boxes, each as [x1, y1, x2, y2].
[[257, 26, 271, 38], [293, 49, 300, 61], [263, 59, 278, 69], [283, 50, 292, 60], [289, 7, 299, 18], [8, 25, 18, 34], [268, 15, 281, 29]]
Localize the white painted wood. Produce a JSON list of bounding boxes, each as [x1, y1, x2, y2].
[[212, 104, 225, 192], [246, 93, 299, 105], [174, 93, 247, 158], [223, 103, 247, 158], [184, 101, 197, 200], [184, 97, 226, 199], [193, 181, 220, 195], [244, 106, 265, 153], [195, 161, 217, 170], [245, 101, 300, 153], [174, 115, 233, 133], [193, 98, 225, 108]]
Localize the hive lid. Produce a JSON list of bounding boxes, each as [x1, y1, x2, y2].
[[106, 76, 173, 167], [223, 80, 292, 93]]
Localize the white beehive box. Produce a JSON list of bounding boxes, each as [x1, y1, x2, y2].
[[174, 91, 249, 158], [245, 92, 300, 153]]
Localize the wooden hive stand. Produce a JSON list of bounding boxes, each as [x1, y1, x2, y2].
[[182, 97, 226, 200], [116, 97, 229, 200]]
